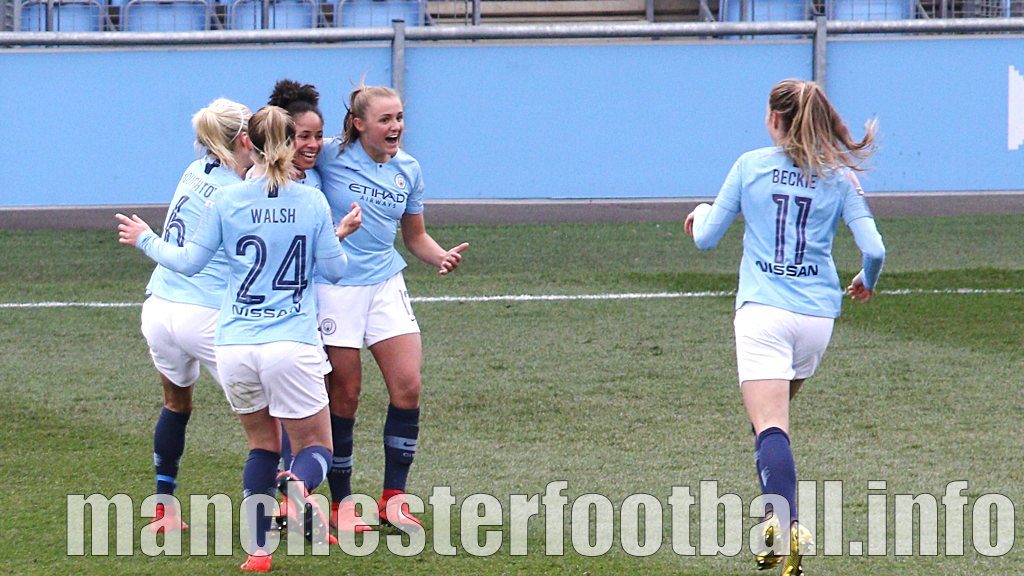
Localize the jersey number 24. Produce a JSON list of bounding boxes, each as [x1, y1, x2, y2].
[[235, 235, 308, 305]]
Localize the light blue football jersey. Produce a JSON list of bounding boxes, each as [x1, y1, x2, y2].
[[140, 178, 346, 346], [145, 156, 240, 309], [315, 138, 425, 286], [297, 167, 322, 190], [698, 147, 875, 318]]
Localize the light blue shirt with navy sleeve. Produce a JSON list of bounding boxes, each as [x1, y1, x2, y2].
[[315, 138, 425, 286], [137, 178, 346, 346], [693, 146, 885, 318], [145, 156, 240, 309]]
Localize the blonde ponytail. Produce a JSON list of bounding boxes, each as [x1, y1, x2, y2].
[[191, 98, 251, 172], [769, 79, 876, 176], [248, 105, 296, 195]]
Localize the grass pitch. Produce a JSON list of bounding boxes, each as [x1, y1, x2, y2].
[[0, 213, 1021, 575]]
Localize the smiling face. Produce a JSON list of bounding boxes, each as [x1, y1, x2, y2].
[[353, 95, 403, 163], [292, 111, 323, 171]]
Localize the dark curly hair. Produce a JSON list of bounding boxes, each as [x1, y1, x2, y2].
[[268, 79, 322, 122]]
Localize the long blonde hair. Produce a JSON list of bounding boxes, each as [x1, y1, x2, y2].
[[338, 84, 401, 155], [247, 106, 295, 195], [769, 79, 876, 175], [191, 98, 251, 172]]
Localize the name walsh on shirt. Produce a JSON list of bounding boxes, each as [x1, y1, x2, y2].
[[251, 208, 297, 224]]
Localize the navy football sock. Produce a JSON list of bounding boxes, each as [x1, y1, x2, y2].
[[755, 427, 798, 522], [154, 407, 191, 495], [280, 425, 293, 471], [242, 448, 279, 551], [291, 445, 333, 494], [383, 404, 419, 492], [328, 415, 355, 503], [752, 424, 767, 493]]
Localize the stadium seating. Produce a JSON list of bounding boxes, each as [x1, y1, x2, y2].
[[20, 0, 104, 31], [117, 0, 210, 31], [723, 0, 812, 39], [724, 0, 812, 23], [827, 0, 913, 20], [229, 0, 321, 30], [336, 0, 424, 27]]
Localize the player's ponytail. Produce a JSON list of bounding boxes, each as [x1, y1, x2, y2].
[[339, 84, 401, 155], [192, 98, 252, 173], [769, 79, 876, 176], [248, 106, 296, 195]]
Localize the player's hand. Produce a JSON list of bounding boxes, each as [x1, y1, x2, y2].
[[684, 211, 696, 237], [845, 271, 875, 303], [336, 202, 362, 239], [438, 242, 469, 276], [115, 213, 153, 247]]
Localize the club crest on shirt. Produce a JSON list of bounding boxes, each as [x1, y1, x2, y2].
[[320, 318, 336, 335], [394, 174, 407, 190]]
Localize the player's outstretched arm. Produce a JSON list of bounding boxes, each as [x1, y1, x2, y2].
[[400, 213, 468, 276], [115, 212, 215, 276]]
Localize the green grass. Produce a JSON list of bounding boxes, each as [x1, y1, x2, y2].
[[0, 213, 1022, 575]]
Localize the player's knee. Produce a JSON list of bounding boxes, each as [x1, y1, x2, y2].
[[329, 379, 361, 404], [163, 387, 193, 413], [389, 377, 421, 409]]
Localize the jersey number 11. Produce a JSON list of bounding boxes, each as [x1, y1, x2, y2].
[[771, 194, 812, 265]]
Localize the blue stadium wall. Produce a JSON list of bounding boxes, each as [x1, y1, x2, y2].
[[1, 36, 1021, 206]]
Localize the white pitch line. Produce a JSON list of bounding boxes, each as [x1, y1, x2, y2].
[[0, 301, 141, 309], [0, 288, 1021, 309], [413, 291, 735, 303]]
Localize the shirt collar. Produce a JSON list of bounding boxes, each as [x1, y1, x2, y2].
[[343, 139, 399, 171]]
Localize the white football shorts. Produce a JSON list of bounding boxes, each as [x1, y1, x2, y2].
[[216, 342, 330, 419], [733, 302, 835, 385], [317, 272, 420, 349], [140, 295, 220, 388]]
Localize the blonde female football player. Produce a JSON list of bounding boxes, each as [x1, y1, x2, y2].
[[684, 79, 886, 576], [140, 98, 253, 534], [263, 78, 326, 471], [118, 106, 362, 572], [314, 85, 468, 532]]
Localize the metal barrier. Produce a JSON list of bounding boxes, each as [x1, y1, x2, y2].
[[2, 16, 1024, 99]]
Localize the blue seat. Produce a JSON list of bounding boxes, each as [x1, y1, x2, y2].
[[723, 0, 811, 39], [725, 0, 811, 23], [120, 0, 209, 31], [230, 0, 319, 29], [20, 0, 104, 31], [828, 0, 913, 20], [337, 0, 423, 28]]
